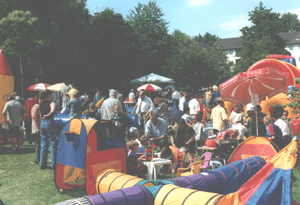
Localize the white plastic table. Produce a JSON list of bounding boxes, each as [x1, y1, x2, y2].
[[142, 158, 173, 180]]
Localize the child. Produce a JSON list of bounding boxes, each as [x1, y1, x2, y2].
[[138, 134, 149, 153], [111, 105, 128, 140], [86, 103, 98, 120], [127, 141, 147, 178], [193, 112, 206, 148]]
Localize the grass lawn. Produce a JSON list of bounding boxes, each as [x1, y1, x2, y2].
[[0, 143, 300, 205]]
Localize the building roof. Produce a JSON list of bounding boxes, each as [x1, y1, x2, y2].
[[215, 31, 300, 50], [278, 32, 300, 45], [214, 37, 243, 50]]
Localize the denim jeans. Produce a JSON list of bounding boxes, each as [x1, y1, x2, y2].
[[40, 119, 57, 167]]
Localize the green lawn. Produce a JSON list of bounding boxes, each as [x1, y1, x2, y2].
[[0, 144, 299, 205]]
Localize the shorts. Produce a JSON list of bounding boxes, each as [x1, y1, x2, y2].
[[9, 126, 20, 139]]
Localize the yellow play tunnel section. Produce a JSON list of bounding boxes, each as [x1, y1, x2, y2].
[[154, 184, 223, 205], [0, 75, 14, 124], [95, 170, 154, 194]]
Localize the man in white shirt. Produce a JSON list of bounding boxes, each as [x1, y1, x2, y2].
[[178, 91, 187, 111], [272, 110, 290, 147], [131, 89, 154, 131], [188, 93, 201, 116], [172, 89, 181, 109]]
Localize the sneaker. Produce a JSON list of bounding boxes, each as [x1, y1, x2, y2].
[[34, 160, 39, 164], [9, 147, 16, 152]]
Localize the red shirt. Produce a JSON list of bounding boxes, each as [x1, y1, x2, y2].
[[23, 98, 37, 121]]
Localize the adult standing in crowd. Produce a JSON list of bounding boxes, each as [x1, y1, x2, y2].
[[31, 96, 41, 164], [172, 89, 181, 109], [101, 89, 123, 120], [60, 82, 71, 114], [251, 105, 267, 136], [128, 89, 136, 102], [211, 85, 221, 105], [2, 95, 26, 152], [68, 91, 82, 119], [131, 89, 154, 131], [68, 83, 78, 101], [23, 92, 38, 144], [93, 89, 102, 104], [145, 111, 168, 149], [178, 91, 187, 111], [210, 98, 232, 134], [205, 88, 212, 107], [39, 90, 57, 170], [164, 87, 173, 106], [52, 91, 61, 112], [188, 93, 201, 117], [11, 92, 25, 106]]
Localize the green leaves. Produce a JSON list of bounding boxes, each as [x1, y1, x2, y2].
[[0, 10, 44, 57], [236, 2, 289, 72]]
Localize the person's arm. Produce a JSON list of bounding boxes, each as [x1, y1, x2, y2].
[[42, 102, 56, 118], [20, 105, 27, 121], [186, 128, 195, 144], [170, 135, 176, 147], [147, 98, 155, 115], [2, 103, 9, 124], [131, 101, 138, 115]]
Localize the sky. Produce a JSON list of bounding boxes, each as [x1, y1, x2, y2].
[[85, 0, 300, 39]]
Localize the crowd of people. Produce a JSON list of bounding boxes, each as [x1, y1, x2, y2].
[[2, 82, 293, 175]]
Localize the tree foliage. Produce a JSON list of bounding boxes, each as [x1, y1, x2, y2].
[[235, 2, 289, 72], [280, 12, 300, 33], [127, 0, 170, 74], [163, 30, 221, 92], [194, 32, 220, 46]]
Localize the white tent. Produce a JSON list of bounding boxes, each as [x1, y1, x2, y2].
[[130, 73, 174, 84]]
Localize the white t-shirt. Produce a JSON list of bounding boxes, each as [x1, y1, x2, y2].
[[188, 99, 200, 115], [136, 96, 154, 113], [193, 122, 205, 141], [179, 97, 185, 111], [274, 118, 290, 136]]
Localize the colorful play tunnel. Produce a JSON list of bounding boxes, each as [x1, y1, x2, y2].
[[56, 155, 267, 205], [95, 170, 155, 194]]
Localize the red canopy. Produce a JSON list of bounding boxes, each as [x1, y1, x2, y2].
[[220, 67, 287, 105]]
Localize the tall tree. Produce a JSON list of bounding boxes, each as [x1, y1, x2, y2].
[[193, 33, 219, 46], [0, 10, 47, 96], [88, 8, 140, 91], [280, 12, 300, 33], [236, 2, 289, 72], [163, 30, 218, 92], [127, 0, 170, 75]]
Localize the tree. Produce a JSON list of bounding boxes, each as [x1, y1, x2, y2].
[[236, 2, 289, 72], [193, 32, 219, 46], [163, 30, 216, 92], [280, 12, 300, 33], [127, 0, 170, 75], [87, 8, 140, 91], [0, 10, 47, 96]]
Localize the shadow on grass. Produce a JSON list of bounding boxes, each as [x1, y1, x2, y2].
[[59, 188, 86, 199]]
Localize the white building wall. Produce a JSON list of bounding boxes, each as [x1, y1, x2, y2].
[[285, 44, 300, 68], [224, 50, 240, 64]]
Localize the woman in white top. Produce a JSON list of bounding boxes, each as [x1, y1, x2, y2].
[[193, 112, 206, 147], [230, 103, 248, 139]]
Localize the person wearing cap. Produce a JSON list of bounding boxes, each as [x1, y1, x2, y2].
[[210, 98, 233, 133], [128, 89, 136, 102]]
